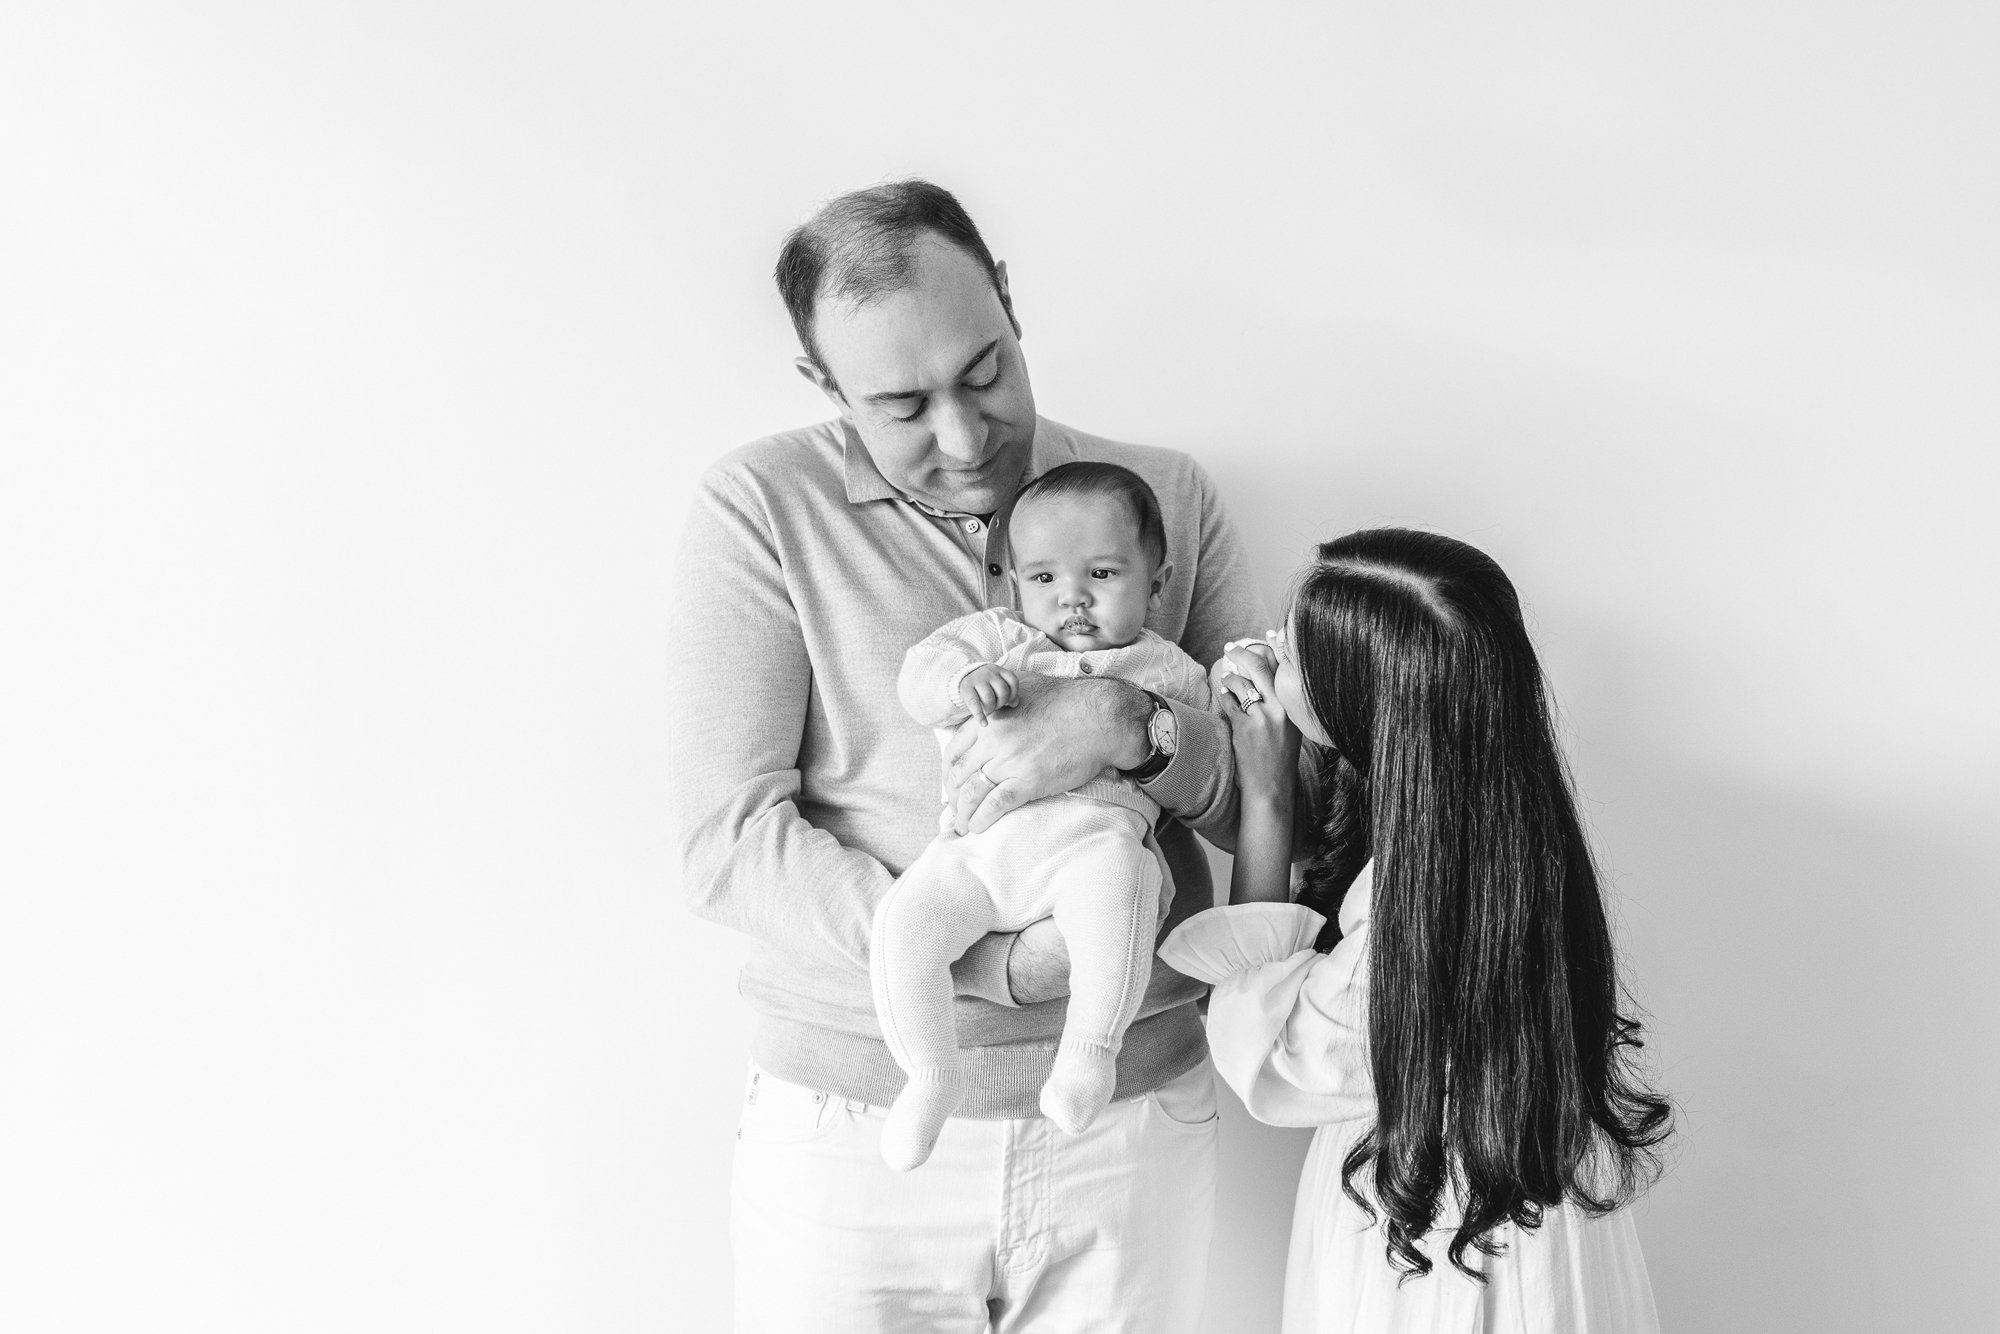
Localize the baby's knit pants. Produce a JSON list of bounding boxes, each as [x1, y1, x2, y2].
[[869, 797, 1161, 1171]]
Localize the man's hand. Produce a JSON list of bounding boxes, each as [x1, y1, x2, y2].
[[941, 673, 1150, 835], [957, 664, 1020, 725]]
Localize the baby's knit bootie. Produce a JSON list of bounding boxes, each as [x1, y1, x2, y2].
[[1039, 1037, 1118, 1135], [881, 1066, 963, 1171]]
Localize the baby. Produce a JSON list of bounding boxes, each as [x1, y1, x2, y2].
[[874, 461, 1214, 1171]]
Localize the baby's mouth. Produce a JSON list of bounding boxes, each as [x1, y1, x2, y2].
[[1062, 617, 1096, 635]]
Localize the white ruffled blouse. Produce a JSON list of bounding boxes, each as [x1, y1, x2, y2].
[[1159, 863, 1661, 1333], [1157, 862, 1378, 1130]]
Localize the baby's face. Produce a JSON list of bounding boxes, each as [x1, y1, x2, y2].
[[1008, 494, 1166, 652]]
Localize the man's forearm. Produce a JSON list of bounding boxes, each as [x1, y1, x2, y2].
[[669, 472, 900, 974], [1098, 677, 1155, 772], [1001, 918, 1073, 1006], [677, 769, 896, 973]]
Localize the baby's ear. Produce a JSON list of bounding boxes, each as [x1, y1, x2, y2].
[[1149, 561, 1175, 606]]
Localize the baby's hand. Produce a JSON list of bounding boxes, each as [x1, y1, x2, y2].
[[1223, 634, 1279, 672], [1211, 633, 1280, 707], [959, 664, 1020, 724]]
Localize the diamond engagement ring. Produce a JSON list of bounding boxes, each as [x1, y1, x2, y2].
[[1238, 686, 1263, 707]]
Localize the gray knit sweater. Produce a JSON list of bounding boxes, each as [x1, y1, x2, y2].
[[667, 416, 1269, 1116]]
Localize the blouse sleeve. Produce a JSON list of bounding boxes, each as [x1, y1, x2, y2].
[[1158, 893, 1377, 1129]]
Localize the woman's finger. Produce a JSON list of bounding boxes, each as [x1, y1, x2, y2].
[[1220, 672, 1263, 711], [1227, 651, 1279, 698]]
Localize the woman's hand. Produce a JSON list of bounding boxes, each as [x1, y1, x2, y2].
[[1215, 642, 1301, 904], [1217, 643, 1298, 807], [1210, 635, 1276, 706]]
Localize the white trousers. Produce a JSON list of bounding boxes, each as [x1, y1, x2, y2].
[[730, 1061, 1220, 1333]]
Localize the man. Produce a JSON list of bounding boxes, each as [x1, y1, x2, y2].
[[668, 180, 1267, 1332]]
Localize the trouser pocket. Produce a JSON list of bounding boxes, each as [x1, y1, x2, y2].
[[737, 1065, 842, 1144], [1148, 1061, 1219, 1129]]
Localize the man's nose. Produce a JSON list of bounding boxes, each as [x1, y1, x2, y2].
[[931, 397, 987, 465]]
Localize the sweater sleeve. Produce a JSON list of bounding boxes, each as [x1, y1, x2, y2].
[[666, 470, 893, 974], [1144, 459, 1268, 833], [1145, 635, 1217, 712], [898, 608, 1043, 728]]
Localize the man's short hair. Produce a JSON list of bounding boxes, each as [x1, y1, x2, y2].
[[774, 179, 1006, 373], [1007, 462, 1169, 570]]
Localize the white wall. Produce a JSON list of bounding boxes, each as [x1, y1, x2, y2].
[[4, 3, 1994, 1330]]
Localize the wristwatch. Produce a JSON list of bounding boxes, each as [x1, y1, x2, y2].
[[1120, 689, 1178, 785]]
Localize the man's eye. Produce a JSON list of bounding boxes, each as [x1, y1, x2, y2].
[[966, 371, 1000, 390], [890, 400, 925, 422]]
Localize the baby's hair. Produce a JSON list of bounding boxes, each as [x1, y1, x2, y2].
[[1286, 528, 1672, 1285], [1004, 462, 1167, 569]]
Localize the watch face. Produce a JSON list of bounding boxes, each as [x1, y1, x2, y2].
[[1150, 707, 1178, 756]]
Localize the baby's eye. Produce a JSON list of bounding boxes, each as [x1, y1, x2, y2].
[[1091, 568, 1117, 579], [1029, 572, 1053, 583]]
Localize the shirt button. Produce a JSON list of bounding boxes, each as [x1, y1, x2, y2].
[[963, 519, 982, 533], [1080, 662, 1094, 674], [812, 1092, 824, 1103], [987, 563, 1002, 576]]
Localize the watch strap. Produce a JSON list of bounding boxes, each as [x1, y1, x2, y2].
[[1120, 690, 1175, 784]]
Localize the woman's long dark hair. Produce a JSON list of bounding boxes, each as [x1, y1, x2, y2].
[[1288, 528, 1671, 1282]]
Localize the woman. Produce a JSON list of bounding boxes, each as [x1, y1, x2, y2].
[[1161, 528, 1671, 1332]]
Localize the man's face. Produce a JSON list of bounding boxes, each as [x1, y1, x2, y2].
[[804, 236, 1038, 515], [1008, 494, 1168, 652]]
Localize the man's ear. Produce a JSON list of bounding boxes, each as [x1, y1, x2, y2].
[[1149, 560, 1175, 607], [994, 259, 1023, 341], [794, 356, 851, 419]]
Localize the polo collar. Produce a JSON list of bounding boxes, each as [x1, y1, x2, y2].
[[839, 416, 1081, 517]]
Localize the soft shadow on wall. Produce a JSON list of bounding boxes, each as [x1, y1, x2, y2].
[[1595, 753, 1996, 1334]]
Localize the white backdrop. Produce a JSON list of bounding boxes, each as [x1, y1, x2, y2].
[[4, 3, 1995, 1331]]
